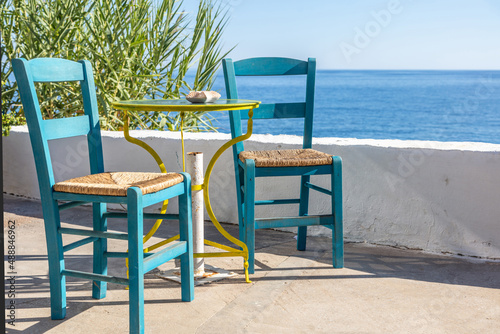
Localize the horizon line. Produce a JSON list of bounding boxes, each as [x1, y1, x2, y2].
[[316, 68, 500, 71]]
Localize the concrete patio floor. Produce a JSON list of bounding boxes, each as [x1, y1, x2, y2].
[[3, 194, 500, 334]]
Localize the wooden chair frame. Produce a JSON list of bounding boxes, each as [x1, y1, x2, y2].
[[222, 57, 343, 274], [12, 58, 194, 334]]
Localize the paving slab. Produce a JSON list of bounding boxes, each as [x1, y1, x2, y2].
[[3, 195, 500, 333]]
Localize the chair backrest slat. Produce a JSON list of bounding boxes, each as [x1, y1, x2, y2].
[[223, 57, 316, 153], [43, 116, 91, 140], [233, 57, 308, 76], [240, 103, 306, 120], [29, 58, 85, 82], [12, 58, 105, 194]]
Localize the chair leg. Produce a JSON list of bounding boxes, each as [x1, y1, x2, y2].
[[43, 199, 67, 320], [243, 159, 256, 274], [332, 157, 344, 268], [237, 164, 246, 243], [127, 187, 145, 334], [179, 173, 194, 302], [92, 202, 107, 299], [297, 175, 311, 251]]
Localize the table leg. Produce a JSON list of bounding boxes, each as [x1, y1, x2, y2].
[[202, 108, 254, 283], [122, 109, 255, 283], [122, 111, 169, 276]]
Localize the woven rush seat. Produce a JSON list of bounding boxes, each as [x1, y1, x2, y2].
[[239, 148, 333, 167], [53, 172, 184, 196]]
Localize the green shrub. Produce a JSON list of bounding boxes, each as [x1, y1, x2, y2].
[[1, 0, 233, 135], [2, 112, 25, 136]]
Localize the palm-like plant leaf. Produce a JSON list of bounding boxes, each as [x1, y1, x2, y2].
[[1, 0, 234, 134]]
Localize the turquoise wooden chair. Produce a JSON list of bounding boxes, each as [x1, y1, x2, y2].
[[12, 58, 194, 334], [222, 57, 343, 274]]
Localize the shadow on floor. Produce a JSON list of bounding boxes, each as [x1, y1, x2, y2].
[[4, 194, 500, 333]]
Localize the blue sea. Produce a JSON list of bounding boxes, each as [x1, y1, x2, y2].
[[206, 70, 500, 144]]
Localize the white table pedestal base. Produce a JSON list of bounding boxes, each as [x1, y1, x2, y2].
[[157, 265, 237, 286]]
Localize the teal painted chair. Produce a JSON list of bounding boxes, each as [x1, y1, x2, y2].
[[12, 58, 194, 334], [222, 57, 343, 274]]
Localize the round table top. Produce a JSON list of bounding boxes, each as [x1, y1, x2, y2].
[[111, 99, 260, 112]]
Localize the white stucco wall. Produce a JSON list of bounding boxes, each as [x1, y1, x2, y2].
[[3, 125, 500, 259]]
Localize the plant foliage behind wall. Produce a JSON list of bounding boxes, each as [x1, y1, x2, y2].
[[1, 0, 233, 135]]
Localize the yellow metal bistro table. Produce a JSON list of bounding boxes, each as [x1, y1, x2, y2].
[[111, 99, 260, 283]]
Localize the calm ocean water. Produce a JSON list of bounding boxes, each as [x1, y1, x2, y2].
[[205, 70, 500, 144]]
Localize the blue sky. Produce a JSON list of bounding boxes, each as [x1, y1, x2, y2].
[[186, 0, 500, 69]]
